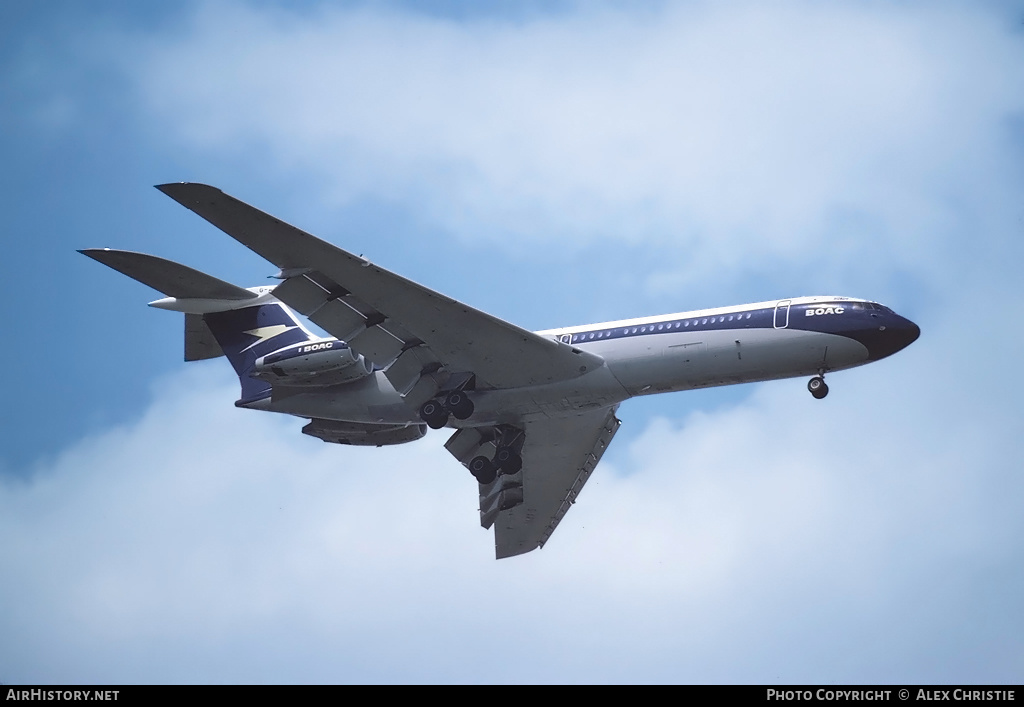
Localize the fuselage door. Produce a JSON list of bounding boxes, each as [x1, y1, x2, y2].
[[774, 300, 791, 329], [558, 334, 573, 345]]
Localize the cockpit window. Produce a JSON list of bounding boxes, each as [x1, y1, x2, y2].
[[863, 302, 892, 313]]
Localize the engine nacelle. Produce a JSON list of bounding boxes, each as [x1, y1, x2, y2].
[[252, 340, 372, 386]]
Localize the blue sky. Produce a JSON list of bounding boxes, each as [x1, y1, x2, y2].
[[1, 0, 1023, 684]]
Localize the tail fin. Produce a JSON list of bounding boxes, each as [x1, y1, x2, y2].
[[81, 248, 316, 404], [203, 302, 315, 404]]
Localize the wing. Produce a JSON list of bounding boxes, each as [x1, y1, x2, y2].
[[156, 183, 603, 401], [445, 407, 621, 559]]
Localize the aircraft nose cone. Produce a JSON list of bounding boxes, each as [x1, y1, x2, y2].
[[904, 318, 921, 346], [869, 315, 920, 361], [894, 316, 920, 351]]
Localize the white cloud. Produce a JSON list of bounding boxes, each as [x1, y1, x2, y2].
[[6, 0, 1021, 684], [122, 0, 1023, 287], [3, 298, 1022, 683]]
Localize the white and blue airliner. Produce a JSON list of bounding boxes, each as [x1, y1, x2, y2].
[[82, 183, 920, 559]]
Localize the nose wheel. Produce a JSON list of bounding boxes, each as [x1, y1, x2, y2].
[[808, 376, 829, 400]]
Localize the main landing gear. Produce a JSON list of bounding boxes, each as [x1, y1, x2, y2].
[[807, 375, 829, 400], [468, 446, 522, 485], [418, 390, 475, 429]]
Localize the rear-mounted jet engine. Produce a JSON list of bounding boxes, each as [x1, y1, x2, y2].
[[252, 340, 372, 386]]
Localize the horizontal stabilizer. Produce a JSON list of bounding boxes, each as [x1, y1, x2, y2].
[[79, 249, 256, 301]]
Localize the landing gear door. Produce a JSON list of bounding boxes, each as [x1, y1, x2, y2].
[[774, 300, 791, 329]]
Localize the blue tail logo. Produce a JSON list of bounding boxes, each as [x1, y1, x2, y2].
[[203, 303, 314, 403]]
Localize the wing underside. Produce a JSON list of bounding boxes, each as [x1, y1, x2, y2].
[[446, 407, 621, 558], [156, 183, 603, 405]]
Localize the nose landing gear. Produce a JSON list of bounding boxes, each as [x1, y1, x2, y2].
[[807, 376, 829, 400]]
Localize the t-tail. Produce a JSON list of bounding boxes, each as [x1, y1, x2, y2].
[[79, 248, 316, 405]]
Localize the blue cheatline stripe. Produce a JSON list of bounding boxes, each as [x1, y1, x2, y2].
[[562, 301, 906, 348]]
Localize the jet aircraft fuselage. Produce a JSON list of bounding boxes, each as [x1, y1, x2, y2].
[[219, 294, 917, 429], [83, 183, 920, 558]]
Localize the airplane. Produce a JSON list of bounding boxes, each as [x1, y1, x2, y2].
[[81, 183, 921, 559]]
